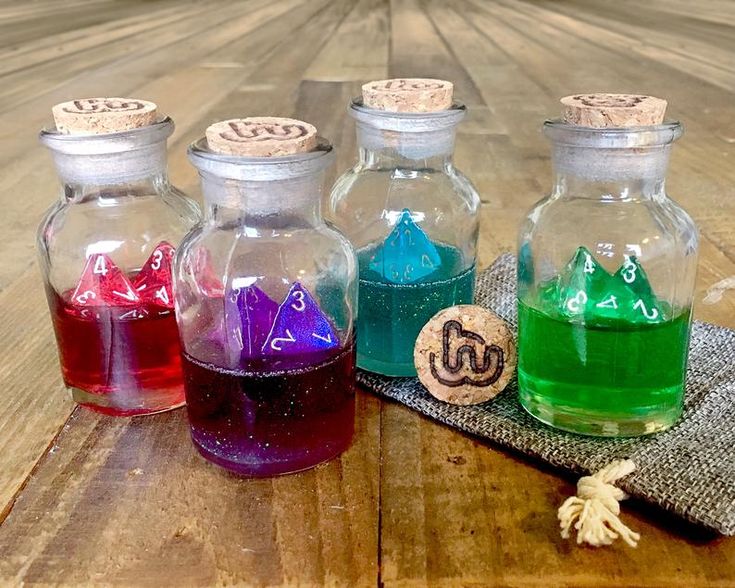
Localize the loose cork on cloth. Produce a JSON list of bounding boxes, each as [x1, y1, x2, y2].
[[414, 305, 516, 405], [358, 254, 735, 536]]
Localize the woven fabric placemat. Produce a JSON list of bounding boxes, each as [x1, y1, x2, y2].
[[357, 253, 735, 535]]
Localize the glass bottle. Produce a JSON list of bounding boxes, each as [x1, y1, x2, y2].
[[176, 131, 357, 476], [517, 120, 698, 436], [328, 99, 480, 376], [37, 118, 200, 416]]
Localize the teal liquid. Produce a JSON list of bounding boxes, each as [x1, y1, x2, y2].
[[517, 300, 691, 436], [357, 243, 475, 376]]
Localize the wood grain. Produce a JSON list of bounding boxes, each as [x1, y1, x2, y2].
[[0, 0, 733, 585]]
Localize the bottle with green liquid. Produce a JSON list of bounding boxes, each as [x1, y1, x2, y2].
[[517, 94, 698, 437], [328, 79, 480, 376]]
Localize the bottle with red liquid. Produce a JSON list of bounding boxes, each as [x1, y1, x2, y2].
[[175, 117, 357, 476], [37, 98, 200, 416]]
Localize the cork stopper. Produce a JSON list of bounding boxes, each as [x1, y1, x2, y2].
[[561, 94, 667, 128], [414, 305, 516, 406], [362, 78, 453, 113], [205, 117, 318, 157], [52, 98, 158, 134]]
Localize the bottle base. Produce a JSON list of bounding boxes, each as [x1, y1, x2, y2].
[[357, 354, 416, 377], [191, 435, 352, 477], [69, 385, 186, 417], [518, 387, 682, 437]]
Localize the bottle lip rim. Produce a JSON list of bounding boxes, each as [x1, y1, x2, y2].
[[349, 97, 466, 131], [187, 136, 335, 181], [543, 119, 683, 147], [38, 117, 174, 154]]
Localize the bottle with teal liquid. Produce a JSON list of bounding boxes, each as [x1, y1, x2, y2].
[[328, 79, 480, 376]]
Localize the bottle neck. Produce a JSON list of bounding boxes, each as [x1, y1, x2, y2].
[[201, 172, 326, 229], [60, 173, 170, 203], [550, 143, 672, 201], [50, 140, 170, 200], [355, 123, 455, 171]]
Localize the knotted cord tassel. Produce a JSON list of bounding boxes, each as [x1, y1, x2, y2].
[[558, 459, 640, 548]]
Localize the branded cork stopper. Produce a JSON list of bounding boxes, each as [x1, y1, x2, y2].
[[52, 98, 158, 134], [561, 93, 667, 128], [205, 117, 318, 157], [362, 78, 454, 113], [414, 305, 516, 406]]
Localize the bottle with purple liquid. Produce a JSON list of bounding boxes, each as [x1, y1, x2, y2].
[[175, 117, 357, 476]]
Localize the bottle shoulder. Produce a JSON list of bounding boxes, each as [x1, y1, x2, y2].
[[181, 220, 355, 255], [328, 166, 480, 218], [37, 187, 201, 260], [518, 192, 700, 265]]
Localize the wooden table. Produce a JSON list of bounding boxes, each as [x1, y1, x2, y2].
[[1, 0, 734, 585]]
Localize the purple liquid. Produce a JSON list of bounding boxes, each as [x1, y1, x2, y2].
[[182, 339, 356, 476]]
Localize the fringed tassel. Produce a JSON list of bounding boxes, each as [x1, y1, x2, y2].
[[558, 459, 640, 547]]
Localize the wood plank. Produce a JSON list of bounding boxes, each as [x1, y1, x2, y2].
[[0, 0, 345, 518], [0, 1, 249, 109], [0, 1, 734, 586], [449, 0, 735, 324], [0, 1, 381, 585], [0, 1, 195, 77], [374, 1, 735, 585], [0, 0, 157, 50], [304, 0, 390, 82], [0, 0, 304, 291], [0, 392, 378, 586], [381, 404, 735, 588], [0, 0, 314, 519], [0, 267, 72, 521]]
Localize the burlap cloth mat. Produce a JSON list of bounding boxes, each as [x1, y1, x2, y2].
[[357, 253, 735, 535]]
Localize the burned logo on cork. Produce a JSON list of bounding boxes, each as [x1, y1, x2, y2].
[[415, 305, 516, 406], [572, 94, 647, 109], [429, 319, 504, 387], [369, 79, 448, 92], [62, 98, 150, 114], [220, 120, 311, 143]]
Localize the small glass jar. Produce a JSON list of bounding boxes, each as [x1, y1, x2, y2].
[[517, 120, 698, 437], [37, 118, 200, 416], [328, 99, 480, 376], [176, 133, 357, 476]]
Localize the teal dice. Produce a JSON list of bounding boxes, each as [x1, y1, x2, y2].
[[368, 208, 442, 284]]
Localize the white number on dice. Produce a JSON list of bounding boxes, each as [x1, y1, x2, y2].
[[634, 299, 659, 320], [583, 253, 595, 274], [93, 256, 108, 276], [151, 250, 163, 271], [596, 295, 618, 309], [75, 290, 96, 304], [290, 290, 306, 312], [621, 256, 637, 284], [566, 290, 589, 313], [270, 329, 296, 351], [312, 332, 332, 344], [154, 286, 169, 305]]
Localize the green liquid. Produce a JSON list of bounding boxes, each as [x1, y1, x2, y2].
[[517, 300, 691, 436], [357, 243, 475, 376]]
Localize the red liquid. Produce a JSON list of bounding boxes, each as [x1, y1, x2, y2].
[[182, 339, 356, 476], [48, 290, 184, 416]]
